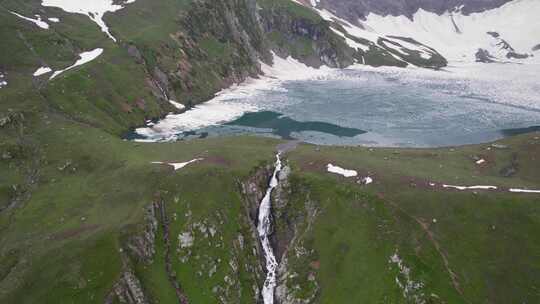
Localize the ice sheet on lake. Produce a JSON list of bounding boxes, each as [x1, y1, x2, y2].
[[135, 52, 333, 142]]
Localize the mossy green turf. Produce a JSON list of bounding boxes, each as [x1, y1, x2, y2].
[[1, 0, 539, 302]]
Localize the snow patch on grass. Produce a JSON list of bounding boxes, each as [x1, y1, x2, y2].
[[168, 100, 185, 110], [10, 11, 49, 29], [41, 0, 137, 42], [0, 73, 6, 88], [442, 184, 497, 190], [476, 159, 486, 165], [151, 158, 203, 171], [327, 164, 358, 177], [361, 176, 373, 185], [50, 48, 103, 80], [509, 188, 540, 194], [33, 67, 52, 77]]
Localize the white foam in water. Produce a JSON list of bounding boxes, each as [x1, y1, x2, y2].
[[257, 153, 283, 304], [50, 48, 103, 80], [41, 0, 137, 42]]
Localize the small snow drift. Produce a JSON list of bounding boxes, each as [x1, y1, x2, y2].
[[10, 11, 49, 29], [361, 176, 373, 185], [33, 67, 52, 77], [327, 164, 358, 177], [443, 184, 497, 190], [168, 100, 185, 110], [41, 0, 137, 42], [50, 48, 103, 80], [151, 158, 203, 171], [0, 73, 7, 88], [509, 188, 540, 194]]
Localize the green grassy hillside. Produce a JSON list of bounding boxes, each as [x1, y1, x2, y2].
[[1, 0, 538, 303]]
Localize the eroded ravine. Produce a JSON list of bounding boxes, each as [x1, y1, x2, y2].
[[257, 153, 282, 304]]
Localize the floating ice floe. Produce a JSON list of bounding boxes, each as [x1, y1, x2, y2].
[[41, 0, 137, 42], [10, 11, 49, 29], [33, 67, 53, 77], [50, 48, 103, 80], [48, 17, 60, 22], [442, 184, 497, 190], [327, 164, 358, 177], [151, 158, 203, 171]]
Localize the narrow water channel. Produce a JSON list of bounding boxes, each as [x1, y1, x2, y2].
[[257, 153, 282, 304]]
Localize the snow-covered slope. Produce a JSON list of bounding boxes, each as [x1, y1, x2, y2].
[[300, 0, 540, 64], [41, 0, 136, 42], [363, 0, 540, 63]]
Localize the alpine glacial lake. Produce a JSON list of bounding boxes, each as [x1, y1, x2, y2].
[[132, 64, 540, 147]]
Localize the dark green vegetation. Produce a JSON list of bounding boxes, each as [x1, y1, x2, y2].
[[226, 111, 366, 139], [1, 0, 538, 303]]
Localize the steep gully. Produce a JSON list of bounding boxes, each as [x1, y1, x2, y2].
[[257, 153, 283, 304]]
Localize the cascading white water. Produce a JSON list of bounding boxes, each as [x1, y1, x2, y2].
[[257, 153, 282, 304]]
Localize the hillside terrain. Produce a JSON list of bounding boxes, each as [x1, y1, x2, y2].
[[1, 0, 540, 303]]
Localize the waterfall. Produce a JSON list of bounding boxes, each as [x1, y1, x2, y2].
[[257, 153, 282, 304]]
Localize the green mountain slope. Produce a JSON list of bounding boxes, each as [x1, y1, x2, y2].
[[1, 0, 539, 303]]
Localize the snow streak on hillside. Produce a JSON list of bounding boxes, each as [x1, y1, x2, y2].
[[41, 0, 136, 42]]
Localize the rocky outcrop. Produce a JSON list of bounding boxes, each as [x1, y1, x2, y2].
[[126, 203, 158, 264], [259, 2, 355, 68], [156, 200, 190, 304], [105, 270, 149, 304], [475, 48, 496, 63], [242, 159, 321, 304]]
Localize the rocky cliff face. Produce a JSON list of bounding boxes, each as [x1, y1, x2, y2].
[[258, 0, 355, 68]]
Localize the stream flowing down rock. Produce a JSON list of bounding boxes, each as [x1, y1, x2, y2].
[[257, 153, 283, 304]]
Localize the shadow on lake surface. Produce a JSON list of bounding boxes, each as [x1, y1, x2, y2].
[[225, 111, 366, 140]]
